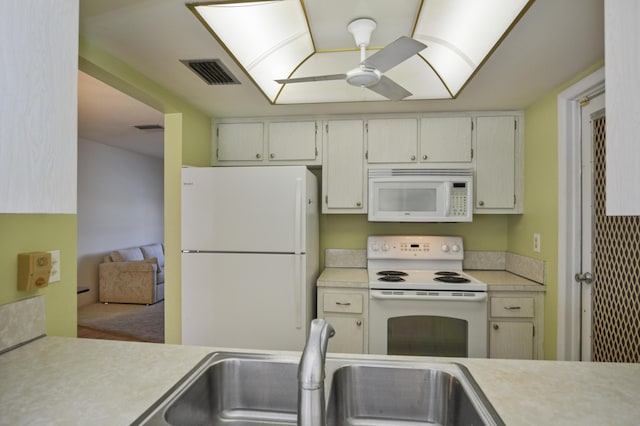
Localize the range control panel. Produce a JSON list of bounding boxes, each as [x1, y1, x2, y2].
[[367, 235, 464, 261]]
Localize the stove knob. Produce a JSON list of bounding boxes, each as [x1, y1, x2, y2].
[[451, 244, 461, 253], [441, 244, 450, 253], [382, 243, 390, 252], [371, 243, 379, 252]]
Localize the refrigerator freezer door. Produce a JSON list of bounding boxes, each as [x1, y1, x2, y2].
[[181, 166, 310, 253], [182, 252, 309, 351]]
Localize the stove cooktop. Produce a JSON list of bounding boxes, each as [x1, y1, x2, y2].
[[368, 269, 487, 291]]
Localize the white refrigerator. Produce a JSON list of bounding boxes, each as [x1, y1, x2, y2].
[[181, 166, 319, 351]]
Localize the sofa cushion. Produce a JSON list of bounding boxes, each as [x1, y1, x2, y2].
[[111, 247, 144, 262], [140, 243, 165, 267]]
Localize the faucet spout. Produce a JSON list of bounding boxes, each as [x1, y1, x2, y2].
[[297, 319, 335, 426]]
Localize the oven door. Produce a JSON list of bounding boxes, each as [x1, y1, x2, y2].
[[368, 290, 488, 358]]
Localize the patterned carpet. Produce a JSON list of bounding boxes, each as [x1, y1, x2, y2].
[[78, 301, 164, 343]]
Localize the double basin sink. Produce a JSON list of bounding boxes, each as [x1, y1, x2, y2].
[[134, 352, 504, 426]]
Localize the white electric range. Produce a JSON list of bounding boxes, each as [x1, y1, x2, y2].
[[367, 235, 488, 358]]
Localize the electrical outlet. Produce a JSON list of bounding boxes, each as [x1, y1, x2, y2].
[[48, 250, 61, 283], [533, 234, 541, 253]]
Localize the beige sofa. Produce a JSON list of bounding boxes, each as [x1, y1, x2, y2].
[[99, 243, 165, 305]]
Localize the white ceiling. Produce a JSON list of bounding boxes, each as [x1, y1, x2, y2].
[[77, 0, 604, 156]]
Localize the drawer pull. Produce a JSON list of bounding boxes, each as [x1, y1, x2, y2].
[[504, 306, 521, 310], [335, 302, 352, 306]]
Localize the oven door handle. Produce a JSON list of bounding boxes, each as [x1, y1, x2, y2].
[[370, 290, 487, 302]]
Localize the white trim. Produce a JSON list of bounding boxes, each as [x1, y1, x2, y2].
[[556, 67, 604, 361]]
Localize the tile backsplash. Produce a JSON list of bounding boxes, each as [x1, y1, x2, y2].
[[0, 296, 46, 353]]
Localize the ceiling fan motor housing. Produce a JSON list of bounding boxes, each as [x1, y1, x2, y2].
[[346, 67, 381, 87]]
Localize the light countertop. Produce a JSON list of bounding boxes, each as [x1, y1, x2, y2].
[[1, 336, 639, 425], [317, 267, 545, 292], [317, 267, 369, 288]]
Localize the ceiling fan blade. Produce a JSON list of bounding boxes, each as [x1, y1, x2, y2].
[[367, 75, 412, 101], [275, 74, 346, 84], [363, 36, 427, 73]]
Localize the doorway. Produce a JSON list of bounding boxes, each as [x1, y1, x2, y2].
[[558, 68, 640, 362]]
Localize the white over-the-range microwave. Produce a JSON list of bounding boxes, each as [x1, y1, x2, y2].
[[368, 168, 473, 222]]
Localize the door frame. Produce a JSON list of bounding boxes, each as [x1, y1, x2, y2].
[[557, 67, 604, 361]]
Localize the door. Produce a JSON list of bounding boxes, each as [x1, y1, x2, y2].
[[181, 252, 307, 351], [181, 166, 307, 253], [577, 93, 604, 361], [323, 120, 366, 212], [475, 116, 516, 210], [579, 93, 640, 362]]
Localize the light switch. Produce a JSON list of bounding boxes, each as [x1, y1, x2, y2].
[[18, 252, 52, 291]]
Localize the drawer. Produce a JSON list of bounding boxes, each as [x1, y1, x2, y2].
[[323, 292, 363, 314], [491, 297, 534, 318]]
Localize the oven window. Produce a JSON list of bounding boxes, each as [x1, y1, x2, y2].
[[379, 188, 437, 212], [387, 315, 468, 357]]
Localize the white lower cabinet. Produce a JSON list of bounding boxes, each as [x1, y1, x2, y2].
[[488, 292, 544, 360], [317, 288, 368, 354]]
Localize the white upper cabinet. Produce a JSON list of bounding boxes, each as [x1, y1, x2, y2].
[[366, 118, 418, 164], [605, 0, 640, 215], [323, 120, 366, 213], [420, 117, 472, 163], [475, 115, 524, 213], [214, 120, 320, 165], [0, 0, 78, 213], [216, 122, 264, 162], [267, 121, 318, 162]]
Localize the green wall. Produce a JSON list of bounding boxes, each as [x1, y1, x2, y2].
[[508, 61, 605, 359], [320, 214, 508, 252], [0, 215, 77, 336]]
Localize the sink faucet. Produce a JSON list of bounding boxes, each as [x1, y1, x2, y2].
[[298, 319, 335, 426]]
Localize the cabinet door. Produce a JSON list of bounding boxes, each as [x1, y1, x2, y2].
[[1, 0, 78, 213], [268, 121, 318, 161], [489, 321, 533, 359], [475, 116, 516, 210], [324, 315, 364, 354], [323, 120, 366, 212], [420, 117, 472, 162], [367, 118, 418, 163], [217, 122, 264, 161]]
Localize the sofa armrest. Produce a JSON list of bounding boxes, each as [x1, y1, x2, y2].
[[99, 261, 158, 304]]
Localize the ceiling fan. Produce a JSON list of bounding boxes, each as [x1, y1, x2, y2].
[[275, 18, 427, 101]]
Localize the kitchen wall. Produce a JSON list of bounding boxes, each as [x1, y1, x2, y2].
[[77, 139, 164, 306], [0, 215, 77, 337], [508, 61, 605, 359]]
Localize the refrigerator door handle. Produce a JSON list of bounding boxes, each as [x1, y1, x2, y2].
[[294, 177, 303, 254], [294, 255, 303, 329]]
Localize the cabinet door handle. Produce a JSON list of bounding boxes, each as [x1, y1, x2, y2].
[[478, 200, 485, 206], [504, 306, 521, 310], [335, 302, 351, 306], [493, 324, 499, 330], [270, 153, 275, 159], [356, 202, 362, 207], [356, 320, 362, 326], [256, 153, 261, 159], [410, 155, 416, 161], [422, 154, 428, 160]]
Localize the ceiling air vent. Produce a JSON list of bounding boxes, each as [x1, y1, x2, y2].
[[132, 124, 164, 132], [181, 59, 240, 85]]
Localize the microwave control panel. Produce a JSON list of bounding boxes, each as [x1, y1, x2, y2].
[[451, 183, 469, 217]]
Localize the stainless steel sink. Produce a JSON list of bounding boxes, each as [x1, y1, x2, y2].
[[326, 363, 501, 426], [133, 352, 503, 426]]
